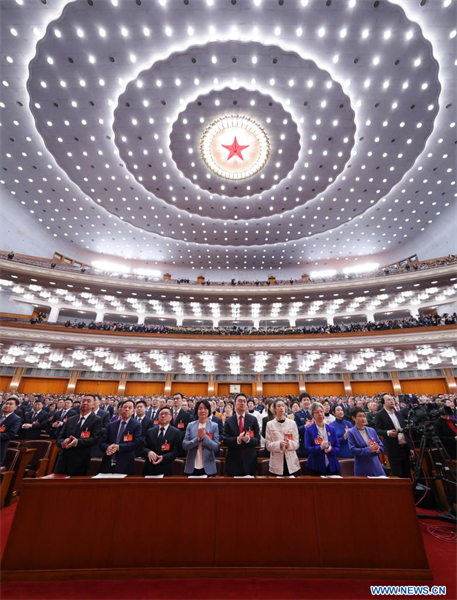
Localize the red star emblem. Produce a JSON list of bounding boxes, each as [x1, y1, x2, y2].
[[221, 136, 250, 161]]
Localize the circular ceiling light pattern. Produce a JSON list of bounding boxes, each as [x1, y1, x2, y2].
[[169, 87, 301, 199], [200, 115, 270, 181]]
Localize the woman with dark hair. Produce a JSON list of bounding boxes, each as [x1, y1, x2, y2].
[[348, 407, 385, 476], [266, 399, 300, 477], [322, 399, 335, 424], [332, 405, 353, 458], [182, 399, 219, 476], [287, 399, 300, 420], [222, 401, 234, 424]]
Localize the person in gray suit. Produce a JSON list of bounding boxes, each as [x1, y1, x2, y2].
[[182, 399, 219, 476]]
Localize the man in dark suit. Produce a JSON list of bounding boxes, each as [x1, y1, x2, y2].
[[101, 397, 114, 418], [224, 393, 260, 476], [91, 394, 111, 457], [100, 399, 142, 475], [49, 398, 77, 439], [143, 407, 182, 476], [375, 393, 415, 478], [146, 397, 161, 422], [171, 392, 191, 437], [134, 400, 154, 457], [54, 395, 103, 476], [294, 392, 312, 458], [0, 397, 22, 466], [19, 397, 49, 440], [15, 395, 33, 419]]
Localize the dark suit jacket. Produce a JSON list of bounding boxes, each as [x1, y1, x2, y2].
[[224, 413, 260, 476], [134, 416, 154, 457], [54, 413, 102, 476], [142, 425, 182, 476], [0, 412, 22, 466], [434, 417, 456, 460], [100, 418, 142, 475], [374, 408, 412, 458], [171, 409, 191, 436], [19, 409, 49, 440], [49, 408, 77, 438], [91, 409, 111, 457], [294, 409, 312, 457]]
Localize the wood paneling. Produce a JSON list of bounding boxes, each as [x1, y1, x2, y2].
[[0, 376, 12, 392], [18, 378, 68, 395], [305, 382, 345, 397], [351, 381, 394, 396], [216, 383, 253, 397], [170, 382, 208, 396], [2, 478, 431, 581], [74, 380, 119, 395], [400, 379, 448, 395], [262, 382, 300, 397], [124, 382, 165, 396]]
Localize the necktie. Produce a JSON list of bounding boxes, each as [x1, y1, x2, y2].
[[158, 427, 165, 443], [0, 416, 5, 426], [32, 412, 37, 421], [115, 421, 127, 445], [74, 416, 85, 437], [61, 411, 66, 419], [238, 415, 244, 434], [173, 411, 178, 424]]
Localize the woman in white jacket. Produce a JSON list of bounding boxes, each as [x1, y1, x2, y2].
[[265, 399, 301, 477]]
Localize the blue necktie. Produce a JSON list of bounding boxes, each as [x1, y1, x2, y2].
[[115, 421, 127, 444]]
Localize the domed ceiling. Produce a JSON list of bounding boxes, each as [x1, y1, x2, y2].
[[1, 0, 455, 272]]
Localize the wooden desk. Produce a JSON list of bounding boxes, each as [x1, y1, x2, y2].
[[1, 477, 431, 581]]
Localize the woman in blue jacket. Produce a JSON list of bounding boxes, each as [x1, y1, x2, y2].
[[305, 402, 340, 476], [332, 405, 353, 458], [347, 408, 385, 477]]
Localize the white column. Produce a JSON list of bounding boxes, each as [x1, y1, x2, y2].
[[409, 307, 420, 318], [212, 319, 219, 328], [48, 305, 60, 322], [95, 310, 105, 322], [137, 313, 145, 324], [366, 312, 375, 323], [176, 317, 183, 326], [326, 315, 334, 326], [253, 319, 260, 329], [289, 318, 296, 326]]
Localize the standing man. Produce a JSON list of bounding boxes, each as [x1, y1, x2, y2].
[[146, 397, 161, 423], [50, 397, 77, 439], [134, 400, 154, 457], [224, 393, 260, 476], [0, 396, 22, 466], [295, 392, 313, 458], [375, 393, 415, 478], [19, 397, 49, 440], [142, 407, 182, 476], [100, 400, 142, 475], [54, 395, 102, 476], [171, 392, 191, 437], [91, 394, 111, 458]]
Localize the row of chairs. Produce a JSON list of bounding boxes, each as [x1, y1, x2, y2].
[[0, 440, 60, 507]]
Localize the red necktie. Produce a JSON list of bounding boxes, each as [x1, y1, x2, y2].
[[238, 415, 243, 434]]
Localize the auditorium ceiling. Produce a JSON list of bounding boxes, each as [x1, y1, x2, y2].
[[1, 0, 456, 273]]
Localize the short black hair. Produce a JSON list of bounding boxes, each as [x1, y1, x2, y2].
[[63, 398, 74, 405], [299, 392, 311, 402], [234, 393, 247, 402], [6, 397, 19, 406], [82, 393, 101, 402], [159, 406, 173, 416], [195, 399, 211, 416], [352, 407, 366, 418], [172, 391, 185, 400], [119, 399, 135, 409], [135, 400, 147, 408]]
